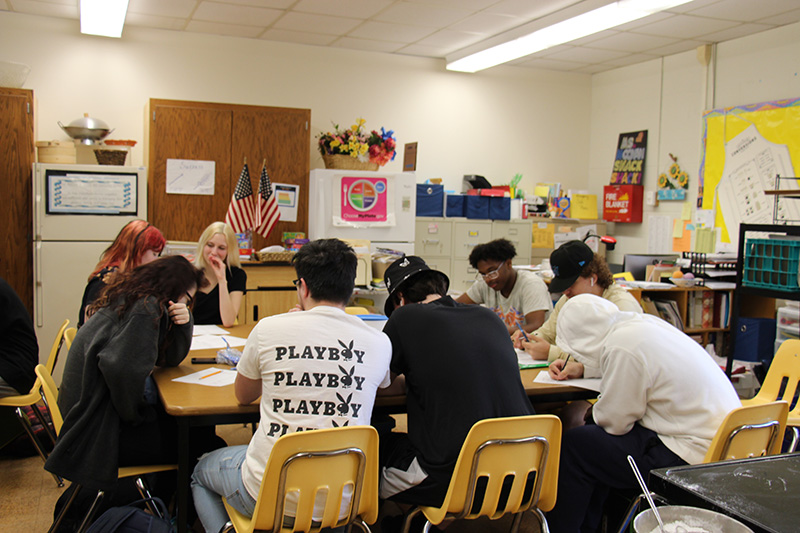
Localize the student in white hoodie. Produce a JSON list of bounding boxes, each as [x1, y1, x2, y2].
[[545, 294, 740, 533]]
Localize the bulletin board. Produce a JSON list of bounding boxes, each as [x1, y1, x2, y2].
[[699, 97, 800, 244]]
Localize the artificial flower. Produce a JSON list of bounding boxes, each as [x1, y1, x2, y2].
[[317, 118, 397, 166]]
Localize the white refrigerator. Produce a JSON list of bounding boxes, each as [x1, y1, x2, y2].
[[32, 163, 148, 368], [308, 169, 417, 254]]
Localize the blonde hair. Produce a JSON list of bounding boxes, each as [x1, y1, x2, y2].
[[195, 222, 241, 270]]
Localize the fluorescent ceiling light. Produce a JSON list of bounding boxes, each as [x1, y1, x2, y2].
[[80, 0, 129, 38], [447, 0, 694, 73]]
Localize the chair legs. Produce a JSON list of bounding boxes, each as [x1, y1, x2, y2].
[[789, 426, 799, 453], [401, 507, 425, 533], [14, 406, 63, 487], [134, 476, 164, 518]]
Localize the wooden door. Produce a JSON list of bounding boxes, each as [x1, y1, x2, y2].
[[148, 100, 233, 241], [232, 106, 310, 249], [0, 88, 34, 313]]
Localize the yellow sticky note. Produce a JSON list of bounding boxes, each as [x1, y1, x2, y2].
[[570, 194, 598, 219], [681, 201, 692, 220], [534, 186, 551, 197], [672, 220, 691, 252], [672, 219, 683, 238]]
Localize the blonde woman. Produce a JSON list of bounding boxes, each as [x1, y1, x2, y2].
[[193, 222, 247, 326]]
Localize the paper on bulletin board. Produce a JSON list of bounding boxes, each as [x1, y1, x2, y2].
[[531, 223, 555, 249], [570, 194, 598, 219], [647, 215, 673, 253], [695, 228, 716, 253], [273, 183, 298, 222], [166, 159, 215, 195], [672, 220, 692, 252]]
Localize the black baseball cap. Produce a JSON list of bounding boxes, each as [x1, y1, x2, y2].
[[383, 255, 449, 317], [548, 240, 594, 293]]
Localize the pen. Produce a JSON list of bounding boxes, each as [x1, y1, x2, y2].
[[222, 337, 231, 349], [516, 322, 530, 342], [200, 369, 223, 380], [563, 354, 571, 366]]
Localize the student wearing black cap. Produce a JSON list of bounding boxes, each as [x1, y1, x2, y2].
[[514, 240, 641, 374], [377, 256, 533, 514]]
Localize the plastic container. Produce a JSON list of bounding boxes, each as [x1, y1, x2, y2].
[[777, 305, 800, 333], [743, 237, 800, 292]]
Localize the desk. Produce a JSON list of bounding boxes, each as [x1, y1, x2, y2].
[[649, 454, 800, 533], [154, 323, 595, 532]]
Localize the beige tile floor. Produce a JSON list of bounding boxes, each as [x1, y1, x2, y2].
[[0, 416, 544, 532]]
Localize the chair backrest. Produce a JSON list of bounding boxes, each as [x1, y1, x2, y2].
[[250, 425, 379, 532], [46, 319, 71, 375], [613, 272, 635, 282], [34, 364, 63, 434], [64, 327, 77, 351], [703, 401, 788, 463], [345, 306, 369, 315], [752, 339, 800, 416], [426, 415, 561, 525]]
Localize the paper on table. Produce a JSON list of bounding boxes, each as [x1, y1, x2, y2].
[[190, 335, 248, 351], [192, 325, 230, 336], [516, 349, 550, 369], [533, 371, 602, 392], [172, 367, 238, 387]]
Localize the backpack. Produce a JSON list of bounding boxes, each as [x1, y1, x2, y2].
[[85, 497, 174, 533]]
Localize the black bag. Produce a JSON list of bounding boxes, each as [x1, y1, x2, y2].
[[85, 497, 174, 533]]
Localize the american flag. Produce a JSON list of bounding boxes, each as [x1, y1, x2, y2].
[[225, 162, 255, 234], [253, 160, 280, 239]]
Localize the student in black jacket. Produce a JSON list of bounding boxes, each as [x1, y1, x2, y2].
[[0, 276, 38, 398]]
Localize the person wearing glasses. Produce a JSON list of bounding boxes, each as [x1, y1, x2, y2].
[[47, 256, 224, 526], [192, 221, 247, 327], [77, 219, 166, 327], [455, 238, 552, 335]]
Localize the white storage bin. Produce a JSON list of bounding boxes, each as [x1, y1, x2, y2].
[[777, 305, 800, 336]]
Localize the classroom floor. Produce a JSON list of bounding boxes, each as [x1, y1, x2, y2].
[[0, 416, 545, 533]]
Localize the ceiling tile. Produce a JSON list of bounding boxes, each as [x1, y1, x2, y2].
[[128, 0, 197, 19], [700, 23, 776, 43], [448, 12, 520, 35], [485, 0, 585, 19], [601, 53, 660, 67], [293, 0, 393, 19], [688, 0, 800, 22], [260, 28, 337, 46], [666, 0, 728, 14], [420, 0, 500, 10], [587, 32, 680, 53], [211, 0, 294, 8], [374, 1, 467, 27], [546, 46, 629, 63], [633, 14, 742, 40], [415, 28, 483, 49], [645, 39, 705, 57], [273, 12, 362, 36], [513, 56, 590, 71], [331, 36, 405, 53], [397, 42, 453, 57], [125, 13, 189, 31], [348, 20, 435, 43], [757, 7, 800, 25], [185, 20, 265, 38], [193, 2, 282, 27], [8, 0, 76, 18]]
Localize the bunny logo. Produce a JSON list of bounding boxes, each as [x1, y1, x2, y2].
[[336, 392, 352, 416], [338, 340, 354, 361], [332, 420, 349, 428], [339, 365, 355, 388]]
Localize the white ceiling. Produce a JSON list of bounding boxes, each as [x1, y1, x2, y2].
[[4, 0, 800, 74]]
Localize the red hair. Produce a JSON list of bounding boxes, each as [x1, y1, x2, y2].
[[89, 220, 166, 279]]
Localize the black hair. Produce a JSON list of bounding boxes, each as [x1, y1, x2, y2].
[[391, 270, 448, 308], [468, 238, 517, 269], [292, 239, 357, 304]]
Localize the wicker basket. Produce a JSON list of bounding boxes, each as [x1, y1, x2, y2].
[[94, 149, 128, 166], [322, 153, 378, 171], [255, 251, 296, 263]]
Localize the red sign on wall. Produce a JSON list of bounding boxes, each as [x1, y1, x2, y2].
[[603, 185, 643, 223]]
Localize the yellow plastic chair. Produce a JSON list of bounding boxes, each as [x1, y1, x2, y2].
[[613, 272, 634, 282], [35, 365, 176, 533], [222, 425, 379, 533], [741, 339, 800, 452], [0, 318, 70, 486], [617, 401, 789, 533], [401, 415, 561, 533], [64, 327, 77, 351], [345, 306, 369, 315]]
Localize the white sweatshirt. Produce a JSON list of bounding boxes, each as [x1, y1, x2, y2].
[[556, 294, 741, 464]]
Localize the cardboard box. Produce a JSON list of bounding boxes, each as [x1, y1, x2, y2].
[[603, 184, 643, 223]]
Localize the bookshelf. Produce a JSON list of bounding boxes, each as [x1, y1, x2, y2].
[[627, 286, 735, 350]]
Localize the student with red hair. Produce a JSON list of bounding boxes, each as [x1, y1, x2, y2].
[[77, 220, 166, 327]]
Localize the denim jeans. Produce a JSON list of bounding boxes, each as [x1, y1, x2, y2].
[[191, 445, 256, 533]]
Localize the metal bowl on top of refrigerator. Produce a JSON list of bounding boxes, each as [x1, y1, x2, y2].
[[58, 113, 114, 144]]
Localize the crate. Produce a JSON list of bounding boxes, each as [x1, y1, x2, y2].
[[742, 237, 800, 291]]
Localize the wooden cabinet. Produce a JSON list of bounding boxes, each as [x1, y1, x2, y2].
[[0, 88, 34, 312], [147, 99, 310, 248], [240, 263, 296, 324]]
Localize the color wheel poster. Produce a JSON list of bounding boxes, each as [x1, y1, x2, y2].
[[335, 175, 394, 226]]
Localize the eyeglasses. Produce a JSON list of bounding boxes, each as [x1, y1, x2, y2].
[[185, 292, 194, 309], [292, 278, 302, 287], [476, 263, 504, 281]]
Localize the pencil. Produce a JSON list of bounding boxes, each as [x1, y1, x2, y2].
[[563, 354, 571, 366], [200, 369, 223, 380]]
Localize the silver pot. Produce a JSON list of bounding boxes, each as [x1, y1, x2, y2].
[[634, 506, 753, 533], [58, 113, 114, 145]]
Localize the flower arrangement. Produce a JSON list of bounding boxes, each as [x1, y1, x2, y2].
[[657, 153, 689, 200], [317, 118, 396, 167]]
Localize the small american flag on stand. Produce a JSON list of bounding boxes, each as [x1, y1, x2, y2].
[[253, 159, 280, 239], [225, 160, 256, 234]]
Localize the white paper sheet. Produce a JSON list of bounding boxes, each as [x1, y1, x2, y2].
[[516, 349, 550, 369], [172, 367, 238, 387], [192, 325, 230, 336], [189, 335, 248, 351], [533, 371, 602, 392]]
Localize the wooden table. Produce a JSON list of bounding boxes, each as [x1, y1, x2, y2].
[[154, 323, 595, 532]]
